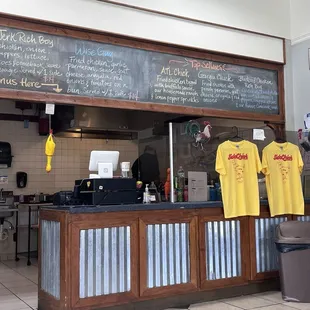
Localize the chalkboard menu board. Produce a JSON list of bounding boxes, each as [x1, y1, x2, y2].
[[0, 26, 279, 114]]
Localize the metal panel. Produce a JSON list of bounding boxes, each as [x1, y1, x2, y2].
[[255, 217, 287, 273], [79, 226, 131, 298], [146, 223, 190, 288], [205, 220, 241, 280], [40, 220, 60, 300], [297, 216, 310, 222]]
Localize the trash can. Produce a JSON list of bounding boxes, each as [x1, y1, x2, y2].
[[275, 221, 310, 303]]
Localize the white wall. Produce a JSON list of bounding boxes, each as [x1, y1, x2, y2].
[[290, 0, 310, 44], [288, 1, 310, 131], [111, 0, 291, 38], [284, 39, 295, 131], [291, 39, 310, 131], [0, 0, 286, 62]]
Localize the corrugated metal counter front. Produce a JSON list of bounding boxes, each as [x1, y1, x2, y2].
[[38, 202, 310, 310]]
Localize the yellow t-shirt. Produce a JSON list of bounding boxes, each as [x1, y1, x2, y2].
[[262, 142, 304, 217], [216, 140, 262, 219]]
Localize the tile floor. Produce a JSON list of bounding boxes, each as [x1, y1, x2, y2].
[[1, 259, 310, 310], [0, 258, 37, 310], [169, 292, 310, 310]]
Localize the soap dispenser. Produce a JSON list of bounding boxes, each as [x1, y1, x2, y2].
[[16, 172, 27, 188], [143, 184, 150, 204]]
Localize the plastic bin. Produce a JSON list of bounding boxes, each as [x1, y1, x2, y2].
[[275, 221, 310, 303]]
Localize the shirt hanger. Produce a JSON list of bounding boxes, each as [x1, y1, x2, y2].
[[230, 126, 243, 142], [264, 122, 287, 143]]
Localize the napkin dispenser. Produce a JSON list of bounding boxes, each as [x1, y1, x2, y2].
[[0, 142, 13, 168]]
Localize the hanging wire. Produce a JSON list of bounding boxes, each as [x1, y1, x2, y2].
[[49, 114, 52, 134]]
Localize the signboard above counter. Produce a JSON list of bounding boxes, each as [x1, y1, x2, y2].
[[0, 21, 284, 121]]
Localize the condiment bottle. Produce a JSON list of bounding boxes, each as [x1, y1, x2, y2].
[[177, 189, 183, 202], [184, 185, 188, 202], [164, 168, 171, 201], [177, 166, 185, 189], [209, 180, 217, 201]]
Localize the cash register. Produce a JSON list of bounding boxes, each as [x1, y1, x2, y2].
[[56, 151, 138, 206]]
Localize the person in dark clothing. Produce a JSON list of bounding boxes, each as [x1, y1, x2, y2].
[[132, 145, 160, 184]]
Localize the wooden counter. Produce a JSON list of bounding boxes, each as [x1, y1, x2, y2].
[[38, 202, 310, 310]]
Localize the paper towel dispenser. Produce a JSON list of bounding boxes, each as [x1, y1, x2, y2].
[[0, 142, 13, 168]]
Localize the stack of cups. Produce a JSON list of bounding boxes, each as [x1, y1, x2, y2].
[[120, 162, 130, 178]]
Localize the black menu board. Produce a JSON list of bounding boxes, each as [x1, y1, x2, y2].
[[0, 26, 279, 114]]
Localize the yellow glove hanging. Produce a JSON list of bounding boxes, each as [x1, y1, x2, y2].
[[45, 132, 55, 173]]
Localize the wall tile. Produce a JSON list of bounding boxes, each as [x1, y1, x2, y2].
[[0, 121, 138, 195]]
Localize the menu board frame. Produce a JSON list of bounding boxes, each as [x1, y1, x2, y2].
[[0, 14, 285, 123]]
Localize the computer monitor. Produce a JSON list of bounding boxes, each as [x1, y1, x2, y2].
[[89, 151, 120, 178]]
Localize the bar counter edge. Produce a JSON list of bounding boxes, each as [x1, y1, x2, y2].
[[38, 201, 310, 310], [41, 200, 259, 213]]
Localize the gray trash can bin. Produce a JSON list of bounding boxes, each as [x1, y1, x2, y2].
[[275, 221, 310, 303]]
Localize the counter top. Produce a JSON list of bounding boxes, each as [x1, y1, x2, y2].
[[0, 208, 18, 212], [41, 198, 310, 214], [41, 200, 272, 214]]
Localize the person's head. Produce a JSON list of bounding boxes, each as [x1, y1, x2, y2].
[[144, 145, 156, 155]]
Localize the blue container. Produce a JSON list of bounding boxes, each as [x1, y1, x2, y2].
[[209, 188, 217, 201]]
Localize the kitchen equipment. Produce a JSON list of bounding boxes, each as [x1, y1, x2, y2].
[[53, 191, 74, 205], [0, 190, 15, 218], [188, 171, 208, 202], [42, 194, 50, 202], [16, 172, 27, 188], [75, 178, 137, 205], [149, 181, 160, 203], [34, 191, 40, 203]]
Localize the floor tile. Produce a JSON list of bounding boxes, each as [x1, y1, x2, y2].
[[1, 299, 30, 310], [9, 284, 38, 292], [224, 295, 276, 309], [2, 258, 29, 269], [14, 270, 38, 278], [0, 270, 21, 279], [254, 291, 284, 303], [22, 296, 38, 308], [0, 294, 26, 303], [13, 265, 38, 272], [26, 276, 38, 284], [10, 284, 38, 299], [189, 301, 241, 310], [0, 265, 11, 273], [258, 305, 303, 309], [0, 287, 15, 296], [0, 261, 38, 309], [1, 272, 27, 280], [284, 302, 310, 309], [2, 279, 35, 288]]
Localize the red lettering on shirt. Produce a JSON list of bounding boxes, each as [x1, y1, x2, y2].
[[273, 154, 293, 161], [228, 153, 248, 160]]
